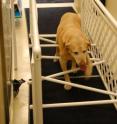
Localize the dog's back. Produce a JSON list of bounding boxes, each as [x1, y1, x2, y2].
[[57, 12, 81, 44], [59, 12, 81, 29]]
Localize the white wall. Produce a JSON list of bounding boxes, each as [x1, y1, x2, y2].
[[106, 0, 117, 20]]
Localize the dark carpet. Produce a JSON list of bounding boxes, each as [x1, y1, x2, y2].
[[25, 7, 117, 124]]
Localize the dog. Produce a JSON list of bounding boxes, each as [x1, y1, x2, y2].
[[55, 12, 93, 90]]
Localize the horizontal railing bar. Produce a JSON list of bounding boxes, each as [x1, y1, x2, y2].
[[40, 37, 56, 44], [45, 61, 104, 78], [41, 56, 60, 59], [91, 43, 96, 46], [90, 58, 100, 61], [29, 34, 56, 43], [41, 55, 101, 61], [93, 60, 105, 65], [29, 33, 96, 46], [43, 100, 117, 108], [29, 99, 117, 109], [27, 75, 100, 85], [29, 33, 56, 38], [42, 76, 117, 96], [46, 67, 80, 78], [39, 34, 56, 37], [25, 3, 74, 8], [44, 99, 117, 108], [36, 3, 74, 8], [57, 75, 100, 79], [30, 44, 96, 48], [40, 44, 59, 47], [29, 44, 58, 48]]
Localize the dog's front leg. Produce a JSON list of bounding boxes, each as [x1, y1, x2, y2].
[[85, 57, 93, 78], [71, 60, 77, 73], [59, 58, 72, 90]]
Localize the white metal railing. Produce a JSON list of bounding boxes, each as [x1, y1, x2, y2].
[[29, 0, 43, 124], [81, 0, 117, 108], [30, 0, 117, 124]]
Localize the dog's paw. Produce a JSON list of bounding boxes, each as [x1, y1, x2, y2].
[[64, 84, 72, 90]]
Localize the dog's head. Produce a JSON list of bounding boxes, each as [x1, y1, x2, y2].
[[65, 34, 90, 70]]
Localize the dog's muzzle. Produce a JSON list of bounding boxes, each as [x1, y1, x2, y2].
[[80, 64, 87, 71]]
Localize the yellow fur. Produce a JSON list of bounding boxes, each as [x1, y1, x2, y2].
[[55, 12, 92, 90]]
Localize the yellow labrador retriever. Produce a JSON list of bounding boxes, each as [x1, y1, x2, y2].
[[55, 12, 92, 90]]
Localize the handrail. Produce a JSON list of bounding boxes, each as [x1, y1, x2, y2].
[[29, 0, 43, 124], [95, 0, 117, 31], [30, 0, 41, 56]]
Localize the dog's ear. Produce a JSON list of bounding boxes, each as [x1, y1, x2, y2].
[[64, 41, 71, 49], [62, 36, 71, 49]]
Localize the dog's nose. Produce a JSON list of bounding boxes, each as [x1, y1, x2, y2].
[[80, 60, 86, 65]]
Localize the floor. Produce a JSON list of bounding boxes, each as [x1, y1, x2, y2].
[[12, 0, 31, 124]]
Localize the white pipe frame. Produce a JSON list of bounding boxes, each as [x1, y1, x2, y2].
[[29, 0, 117, 124], [42, 76, 117, 97], [41, 55, 101, 61], [81, 0, 117, 109], [30, 99, 117, 109], [44, 62, 103, 79], [29, 0, 43, 124]]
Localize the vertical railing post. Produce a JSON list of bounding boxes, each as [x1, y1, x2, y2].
[[30, 0, 43, 124], [31, 53, 43, 124]]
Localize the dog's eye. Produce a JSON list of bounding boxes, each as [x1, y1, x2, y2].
[[83, 50, 86, 53], [73, 52, 79, 55]]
